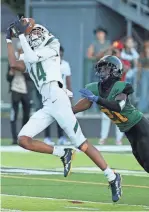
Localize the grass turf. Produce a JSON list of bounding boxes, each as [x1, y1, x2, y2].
[[1, 173, 149, 211], [2, 194, 149, 211], [1, 151, 143, 171], [1, 138, 149, 211]]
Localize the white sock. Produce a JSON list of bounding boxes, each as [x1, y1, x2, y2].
[[104, 167, 116, 182], [53, 146, 65, 157]]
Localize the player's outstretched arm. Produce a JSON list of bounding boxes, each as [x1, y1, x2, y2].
[[72, 98, 92, 114], [97, 96, 126, 112], [80, 88, 127, 112], [6, 28, 25, 72]]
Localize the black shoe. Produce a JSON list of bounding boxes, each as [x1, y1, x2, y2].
[[109, 173, 122, 202], [60, 148, 75, 177]]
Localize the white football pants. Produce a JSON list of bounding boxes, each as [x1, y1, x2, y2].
[[18, 81, 86, 147]]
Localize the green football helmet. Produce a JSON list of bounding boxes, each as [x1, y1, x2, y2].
[[95, 55, 123, 83]]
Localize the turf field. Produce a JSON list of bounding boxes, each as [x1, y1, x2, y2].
[[1, 138, 149, 211]]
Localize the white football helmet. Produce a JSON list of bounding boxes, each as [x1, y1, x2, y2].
[[27, 24, 50, 49]]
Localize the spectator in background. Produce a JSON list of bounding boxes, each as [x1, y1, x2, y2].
[[138, 41, 149, 113], [34, 46, 72, 145], [6, 42, 33, 144], [120, 37, 139, 101], [113, 41, 131, 81], [87, 27, 111, 81]]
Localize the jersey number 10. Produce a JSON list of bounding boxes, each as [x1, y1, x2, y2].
[[30, 62, 46, 87]]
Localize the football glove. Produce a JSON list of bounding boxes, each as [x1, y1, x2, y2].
[[6, 27, 12, 40], [10, 16, 29, 37], [79, 88, 99, 103]]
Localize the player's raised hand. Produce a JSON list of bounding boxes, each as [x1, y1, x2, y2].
[[6, 27, 12, 40], [6, 17, 19, 40], [79, 88, 99, 103], [14, 20, 30, 35], [13, 16, 30, 36]]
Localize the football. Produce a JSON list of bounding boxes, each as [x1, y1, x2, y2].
[[21, 18, 35, 35]]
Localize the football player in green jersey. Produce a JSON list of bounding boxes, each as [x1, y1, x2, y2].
[[73, 55, 149, 174]]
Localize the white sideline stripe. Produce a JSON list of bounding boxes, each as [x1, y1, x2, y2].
[[1, 168, 62, 175], [1, 194, 148, 208], [1, 167, 147, 177], [1, 209, 21, 212], [0, 145, 132, 152], [72, 167, 147, 177], [65, 206, 99, 210]]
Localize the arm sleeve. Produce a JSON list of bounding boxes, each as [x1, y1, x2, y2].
[[19, 34, 39, 63], [97, 83, 133, 112], [19, 34, 59, 63], [97, 98, 122, 112]]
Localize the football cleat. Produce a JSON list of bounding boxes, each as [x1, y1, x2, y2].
[[60, 148, 75, 177], [109, 173, 122, 202]]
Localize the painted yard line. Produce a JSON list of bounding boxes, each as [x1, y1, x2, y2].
[[0, 145, 132, 152], [1, 167, 148, 177], [2, 194, 148, 208], [2, 174, 149, 189]]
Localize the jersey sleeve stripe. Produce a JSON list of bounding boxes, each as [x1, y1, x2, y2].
[[45, 37, 55, 46]]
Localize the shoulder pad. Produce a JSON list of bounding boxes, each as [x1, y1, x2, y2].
[[123, 83, 134, 95]]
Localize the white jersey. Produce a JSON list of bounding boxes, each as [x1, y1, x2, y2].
[[18, 33, 86, 148], [61, 59, 71, 89], [20, 35, 63, 93]]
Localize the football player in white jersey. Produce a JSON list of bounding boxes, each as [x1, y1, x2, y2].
[[6, 17, 122, 202], [44, 46, 72, 145]]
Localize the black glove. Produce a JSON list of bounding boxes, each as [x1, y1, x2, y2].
[[6, 17, 20, 38], [13, 18, 29, 36], [6, 27, 12, 40]]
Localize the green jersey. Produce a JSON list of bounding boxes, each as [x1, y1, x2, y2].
[[86, 81, 143, 132]]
